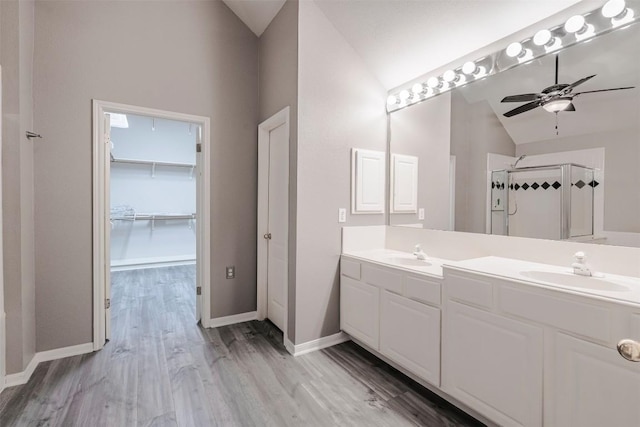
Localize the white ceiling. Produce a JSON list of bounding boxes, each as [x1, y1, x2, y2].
[[458, 23, 640, 145], [314, 0, 582, 89], [222, 0, 286, 36], [224, 0, 582, 88]]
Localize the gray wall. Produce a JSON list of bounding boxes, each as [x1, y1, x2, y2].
[[258, 0, 298, 343], [450, 91, 515, 233], [296, 1, 387, 344], [33, 0, 259, 351], [517, 127, 640, 233], [389, 93, 452, 230], [1, 0, 36, 375]]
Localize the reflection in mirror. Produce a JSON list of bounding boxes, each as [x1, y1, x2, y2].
[[389, 22, 640, 247]]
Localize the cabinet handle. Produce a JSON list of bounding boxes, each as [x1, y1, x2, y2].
[[617, 339, 640, 362]]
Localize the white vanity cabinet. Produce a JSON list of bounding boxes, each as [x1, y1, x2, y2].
[[442, 274, 543, 427], [443, 267, 640, 427], [340, 256, 442, 387]]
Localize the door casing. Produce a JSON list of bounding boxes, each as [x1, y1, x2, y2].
[[92, 100, 211, 350], [257, 106, 290, 345]]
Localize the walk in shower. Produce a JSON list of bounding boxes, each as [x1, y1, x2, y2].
[[490, 163, 596, 240]]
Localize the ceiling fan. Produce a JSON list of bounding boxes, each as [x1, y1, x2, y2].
[[501, 55, 635, 118]]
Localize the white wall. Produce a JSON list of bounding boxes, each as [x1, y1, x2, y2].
[[110, 115, 196, 265], [389, 93, 452, 229], [296, 0, 387, 344]]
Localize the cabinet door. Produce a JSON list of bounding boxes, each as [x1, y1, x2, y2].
[[552, 332, 640, 427], [380, 291, 440, 386], [442, 301, 543, 427], [340, 276, 379, 349]]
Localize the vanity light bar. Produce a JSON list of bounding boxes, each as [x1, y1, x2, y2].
[[386, 0, 639, 113]]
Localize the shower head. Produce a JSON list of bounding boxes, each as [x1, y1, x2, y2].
[[511, 155, 527, 168]]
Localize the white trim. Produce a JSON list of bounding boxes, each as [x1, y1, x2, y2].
[[92, 100, 211, 351], [257, 107, 290, 340], [285, 332, 351, 357], [0, 67, 5, 391], [110, 255, 196, 270], [4, 343, 93, 388], [209, 311, 257, 328]]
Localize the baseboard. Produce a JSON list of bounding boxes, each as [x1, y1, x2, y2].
[[208, 311, 257, 328], [3, 342, 94, 388], [110, 255, 196, 271], [286, 331, 351, 357]]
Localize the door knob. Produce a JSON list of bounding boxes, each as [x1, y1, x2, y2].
[[617, 339, 640, 362], [263, 233, 272, 240]]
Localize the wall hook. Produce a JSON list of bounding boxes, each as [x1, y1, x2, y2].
[[26, 131, 42, 140]]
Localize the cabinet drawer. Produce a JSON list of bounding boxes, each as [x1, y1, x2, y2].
[[446, 273, 493, 309], [362, 264, 403, 294], [405, 275, 441, 307], [341, 258, 361, 280], [500, 285, 611, 343]]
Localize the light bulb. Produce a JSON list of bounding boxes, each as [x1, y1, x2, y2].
[[386, 95, 397, 106], [443, 70, 457, 83], [533, 29, 552, 46], [506, 42, 523, 58], [602, 0, 626, 18], [399, 90, 410, 101], [462, 61, 477, 75], [411, 83, 424, 95], [427, 77, 441, 89], [565, 15, 586, 33]]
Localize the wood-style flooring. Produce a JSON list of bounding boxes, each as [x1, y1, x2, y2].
[[0, 265, 483, 426]]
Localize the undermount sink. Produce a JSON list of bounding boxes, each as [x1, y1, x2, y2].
[[520, 270, 630, 292], [384, 257, 432, 267]]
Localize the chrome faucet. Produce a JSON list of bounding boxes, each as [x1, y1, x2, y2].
[[413, 244, 428, 260], [571, 251, 592, 277]]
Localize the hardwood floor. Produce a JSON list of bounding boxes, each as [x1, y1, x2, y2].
[[0, 265, 483, 426]]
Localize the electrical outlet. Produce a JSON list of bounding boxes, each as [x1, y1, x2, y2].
[[418, 208, 425, 220], [338, 208, 347, 223], [226, 266, 235, 279]]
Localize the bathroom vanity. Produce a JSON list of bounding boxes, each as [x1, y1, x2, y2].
[[340, 227, 640, 427]]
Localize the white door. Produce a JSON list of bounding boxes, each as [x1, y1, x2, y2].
[[265, 122, 288, 331], [552, 332, 640, 426], [340, 276, 380, 350], [104, 113, 112, 341], [442, 300, 543, 427]]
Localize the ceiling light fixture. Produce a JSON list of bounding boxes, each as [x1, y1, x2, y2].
[[542, 98, 573, 113]]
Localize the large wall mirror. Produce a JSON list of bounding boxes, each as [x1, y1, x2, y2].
[[389, 20, 640, 247]]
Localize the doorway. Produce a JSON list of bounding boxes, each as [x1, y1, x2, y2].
[[257, 107, 290, 337], [92, 101, 211, 350]]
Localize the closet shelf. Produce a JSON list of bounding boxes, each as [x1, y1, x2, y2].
[[111, 213, 196, 221], [111, 156, 196, 178], [111, 157, 195, 168]]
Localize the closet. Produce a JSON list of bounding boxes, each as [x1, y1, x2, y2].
[[109, 114, 197, 268]]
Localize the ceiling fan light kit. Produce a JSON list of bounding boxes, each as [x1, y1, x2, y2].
[[542, 98, 573, 113], [386, 0, 638, 113]]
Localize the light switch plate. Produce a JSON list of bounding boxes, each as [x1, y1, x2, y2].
[[338, 208, 347, 223], [418, 208, 425, 220]]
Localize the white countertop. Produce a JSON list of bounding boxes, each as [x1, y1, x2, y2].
[[342, 249, 447, 279], [342, 250, 640, 306], [447, 256, 640, 306]]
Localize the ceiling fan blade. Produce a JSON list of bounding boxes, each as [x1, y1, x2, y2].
[[503, 101, 541, 117], [564, 74, 596, 92], [564, 103, 576, 112], [574, 86, 635, 96], [501, 93, 542, 103]]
